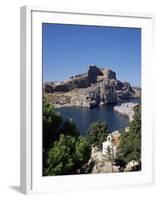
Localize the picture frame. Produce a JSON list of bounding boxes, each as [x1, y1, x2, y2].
[[20, 6, 154, 194]]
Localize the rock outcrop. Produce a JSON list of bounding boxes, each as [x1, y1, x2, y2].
[[132, 87, 141, 98], [44, 65, 117, 92], [88, 147, 119, 173], [124, 160, 140, 172], [44, 65, 140, 108], [88, 131, 122, 173], [114, 102, 138, 122]]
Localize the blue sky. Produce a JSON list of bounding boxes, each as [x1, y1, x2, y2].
[[42, 23, 141, 87]]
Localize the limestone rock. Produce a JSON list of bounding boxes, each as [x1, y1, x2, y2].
[[124, 160, 140, 172], [44, 84, 54, 93], [114, 102, 138, 122], [89, 147, 119, 173], [44, 65, 140, 108]]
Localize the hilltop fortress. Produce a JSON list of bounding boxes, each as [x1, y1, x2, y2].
[[44, 65, 140, 108], [45, 65, 117, 92]]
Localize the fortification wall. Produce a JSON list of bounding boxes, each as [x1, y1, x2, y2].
[[45, 65, 117, 92]]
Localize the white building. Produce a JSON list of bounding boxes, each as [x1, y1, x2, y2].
[[102, 135, 116, 158]]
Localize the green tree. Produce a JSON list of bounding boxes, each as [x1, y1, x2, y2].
[[74, 136, 91, 170], [43, 97, 63, 173], [62, 118, 80, 137], [45, 134, 91, 176], [116, 104, 141, 166], [86, 120, 109, 148], [43, 97, 91, 175], [43, 97, 63, 149]]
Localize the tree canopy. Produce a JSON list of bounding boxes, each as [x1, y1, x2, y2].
[[43, 97, 63, 150], [86, 120, 109, 148], [116, 104, 141, 165], [46, 134, 91, 175], [43, 97, 91, 175], [61, 118, 80, 138]]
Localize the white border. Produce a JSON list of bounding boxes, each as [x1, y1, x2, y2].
[[20, 6, 154, 194]]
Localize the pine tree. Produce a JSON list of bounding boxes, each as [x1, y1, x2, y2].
[[86, 120, 109, 148], [116, 104, 141, 167]]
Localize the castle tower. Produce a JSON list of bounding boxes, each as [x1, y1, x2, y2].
[[88, 65, 103, 84], [101, 68, 116, 80]]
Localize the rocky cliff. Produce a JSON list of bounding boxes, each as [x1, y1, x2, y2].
[[44, 65, 140, 108]]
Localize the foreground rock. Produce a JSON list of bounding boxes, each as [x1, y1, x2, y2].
[[114, 102, 138, 122], [124, 160, 140, 172], [87, 129, 141, 173], [88, 147, 119, 173], [88, 131, 121, 173], [44, 65, 140, 108]]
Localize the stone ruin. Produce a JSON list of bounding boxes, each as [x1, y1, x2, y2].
[[44, 65, 138, 108], [44, 65, 117, 93]]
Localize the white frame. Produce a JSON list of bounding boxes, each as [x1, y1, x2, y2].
[[20, 6, 154, 194]]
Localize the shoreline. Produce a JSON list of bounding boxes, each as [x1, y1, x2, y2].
[[52, 99, 139, 109], [53, 101, 139, 135], [114, 102, 138, 122]]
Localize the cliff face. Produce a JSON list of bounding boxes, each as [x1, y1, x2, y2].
[[44, 65, 117, 92], [44, 65, 139, 108]]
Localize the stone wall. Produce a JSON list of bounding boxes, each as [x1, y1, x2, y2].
[[100, 68, 116, 80], [44, 65, 117, 93], [88, 65, 103, 83]]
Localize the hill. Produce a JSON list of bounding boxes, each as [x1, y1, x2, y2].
[[44, 65, 140, 108]]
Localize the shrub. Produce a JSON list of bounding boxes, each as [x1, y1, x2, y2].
[[45, 134, 91, 175], [86, 120, 109, 148], [116, 104, 141, 165]]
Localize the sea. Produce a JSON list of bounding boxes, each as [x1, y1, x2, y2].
[[56, 100, 139, 135]]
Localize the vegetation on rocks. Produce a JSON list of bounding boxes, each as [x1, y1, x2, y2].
[[46, 134, 91, 175], [43, 96, 141, 175], [86, 120, 109, 148], [116, 104, 141, 169], [43, 97, 91, 175]]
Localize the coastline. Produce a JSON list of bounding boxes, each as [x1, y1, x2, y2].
[[114, 102, 138, 122]]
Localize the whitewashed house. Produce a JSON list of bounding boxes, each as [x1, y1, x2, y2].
[[102, 135, 116, 158]]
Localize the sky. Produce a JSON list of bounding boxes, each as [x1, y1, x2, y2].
[[42, 23, 141, 87]]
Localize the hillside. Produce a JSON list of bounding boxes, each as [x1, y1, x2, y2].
[[44, 65, 140, 108]]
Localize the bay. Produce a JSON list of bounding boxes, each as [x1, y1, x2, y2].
[[56, 103, 129, 135]]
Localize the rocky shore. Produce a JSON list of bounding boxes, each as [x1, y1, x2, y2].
[[44, 65, 141, 173], [114, 102, 138, 122]]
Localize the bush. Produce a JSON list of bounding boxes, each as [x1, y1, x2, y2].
[[43, 97, 91, 175], [43, 97, 63, 150], [61, 118, 80, 138], [45, 134, 91, 176], [116, 104, 141, 165], [86, 120, 109, 148]]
